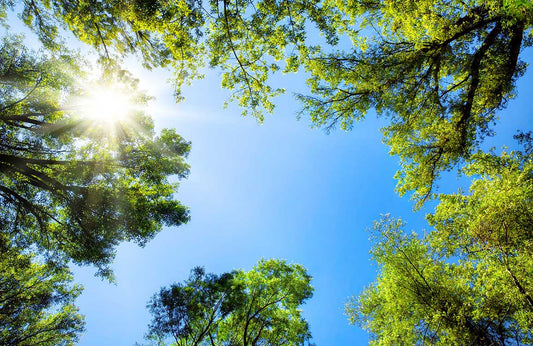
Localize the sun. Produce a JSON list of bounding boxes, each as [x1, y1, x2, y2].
[[79, 87, 133, 124]]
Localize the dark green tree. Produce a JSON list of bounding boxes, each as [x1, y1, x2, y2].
[[0, 233, 84, 345], [147, 259, 313, 345], [348, 143, 533, 345], [0, 36, 190, 279], [147, 267, 238, 345]]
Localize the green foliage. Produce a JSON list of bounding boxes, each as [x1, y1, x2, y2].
[[0, 234, 84, 345], [3, 0, 339, 116], [5, 0, 531, 202], [348, 146, 533, 345], [3, 1, 532, 343], [301, 0, 532, 204], [428, 145, 533, 258], [146, 259, 313, 345], [0, 36, 190, 279]]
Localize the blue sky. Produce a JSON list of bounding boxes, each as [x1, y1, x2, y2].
[[5, 11, 533, 345]]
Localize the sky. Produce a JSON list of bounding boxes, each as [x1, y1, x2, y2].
[[5, 10, 533, 346]]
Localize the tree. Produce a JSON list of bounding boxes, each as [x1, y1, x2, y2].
[[5, 0, 532, 202], [301, 0, 533, 204], [0, 233, 85, 345], [146, 259, 313, 345], [146, 267, 238, 345], [348, 143, 533, 345], [0, 36, 190, 279]]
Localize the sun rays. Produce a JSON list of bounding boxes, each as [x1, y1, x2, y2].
[[65, 76, 151, 145], [80, 87, 133, 124]]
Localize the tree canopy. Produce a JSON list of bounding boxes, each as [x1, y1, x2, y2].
[[302, 0, 533, 203], [4, 0, 339, 113], [0, 35, 190, 278], [146, 259, 313, 345], [1, 0, 532, 344], [348, 141, 533, 345], [4, 0, 532, 202]]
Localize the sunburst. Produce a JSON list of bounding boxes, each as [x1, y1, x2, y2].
[[78, 87, 133, 124]]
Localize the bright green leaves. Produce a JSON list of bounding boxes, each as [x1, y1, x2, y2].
[[6, 0, 344, 118], [206, 0, 340, 118], [428, 147, 533, 257], [12, 0, 206, 98], [0, 234, 84, 345], [219, 259, 313, 345], [344, 6, 533, 336], [349, 218, 533, 345], [146, 259, 313, 345], [301, 0, 531, 205], [350, 146, 533, 345]]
